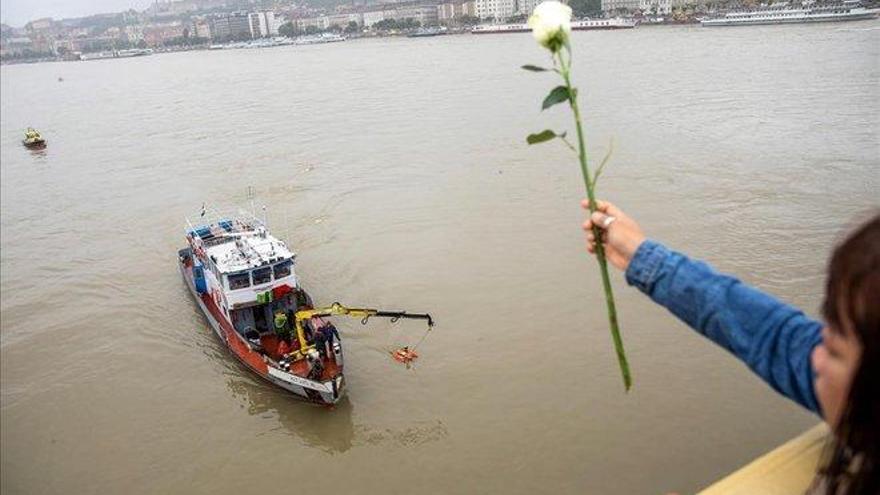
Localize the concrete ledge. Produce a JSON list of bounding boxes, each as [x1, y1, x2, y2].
[[699, 423, 829, 495]]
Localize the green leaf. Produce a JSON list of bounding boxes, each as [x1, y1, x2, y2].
[[541, 86, 570, 111], [526, 129, 564, 145], [593, 137, 614, 185], [521, 64, 549, 72]]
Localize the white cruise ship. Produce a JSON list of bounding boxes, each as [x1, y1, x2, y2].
[[472, 18, 636, 34], [701, 1, 879, 26]]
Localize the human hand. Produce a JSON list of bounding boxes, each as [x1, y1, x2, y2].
[[581, 199, 646, 271]]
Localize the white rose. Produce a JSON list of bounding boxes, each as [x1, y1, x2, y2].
[[527, 1, 572, 52]]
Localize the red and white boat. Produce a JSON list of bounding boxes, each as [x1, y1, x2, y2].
[[178, 207, 432, 404]]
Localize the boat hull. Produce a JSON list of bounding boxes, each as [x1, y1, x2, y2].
[[702, 10, 879, 26], [22, 139, 46, 149], [178, 249, 344, 404], [472, 19, 636, 34]]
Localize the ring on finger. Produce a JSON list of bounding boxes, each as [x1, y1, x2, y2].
[[602, 216, 617, 228]]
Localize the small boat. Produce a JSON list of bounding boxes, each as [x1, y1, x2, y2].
[[471, 23, 531, 34], [179, 206, 433, 404], [571, 18, 638, 30], [294, 33, 346, 45], [408, 26, 448, 37], [22, 128, 46, 149]]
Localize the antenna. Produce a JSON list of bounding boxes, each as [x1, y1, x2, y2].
[[284, 206, 291, 245], [247, 186, 256, 216]]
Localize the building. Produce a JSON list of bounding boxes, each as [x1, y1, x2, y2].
[[438, 1, 477, 21], [125, 25, 145, 42], [602, 0, 671, 14], [293, 16, 330, 31], [361, 10, 389, 27], [190, 18, 211, 39], [517, 0, 541, 15], [142, 22, 186, 45], [210, 12, 251, 40], [397, 4, 439, 25], [646, 0, 672, 15], [326, 12, 364, 29], [474, 0, 517, 20], [669, 0, 698, 9], [248, 11, 279, 38], [25, 18, 54, 33], [0, 37, 34, 56], [361, 3, 439, 27]]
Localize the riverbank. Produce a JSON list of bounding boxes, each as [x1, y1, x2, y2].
[[0, 27, 477, 66]]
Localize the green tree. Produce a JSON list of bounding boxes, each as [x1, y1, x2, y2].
[[372, 18, 398, 30], [165, 35, 208, 47], [568, 0, 603, 17], [344, 20, 359, 33], [278, 21, 298, 37]]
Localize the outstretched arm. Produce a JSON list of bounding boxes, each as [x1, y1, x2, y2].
[[583, 200, 823, 415]]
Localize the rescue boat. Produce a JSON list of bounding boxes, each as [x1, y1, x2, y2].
[[179, 207, 432, 404]]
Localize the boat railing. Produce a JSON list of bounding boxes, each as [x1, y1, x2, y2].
[[185, 206, 266, 239]]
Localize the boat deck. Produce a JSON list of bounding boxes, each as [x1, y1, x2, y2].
[[258, 333, 341, 381], [182, 254, 341, 384]]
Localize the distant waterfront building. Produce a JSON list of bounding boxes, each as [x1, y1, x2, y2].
[[293, 16, 331, 31], [398, 4, 440, 25], [326, 12, 364, 29], [190, 18, 211, 39], [602, 0, 671, 14], [361, 10, 388, 27], [670, 0, 705, 8], [23, 17, 56, 53], [25, 18, 54, 33], [143, 22, 186, 46], [438, 1, 477, 21], [360, 3, 440, 27], [475, 0, 517, 20], [0, 37, 34, 56], [438, 0, 477, 21], [248, 11, 279, 38], [125, 25, 145, 42], [210, 12, 251, 39], [517, 0, 541, 15]]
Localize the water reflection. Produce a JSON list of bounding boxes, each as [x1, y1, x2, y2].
[[225, 374, 450, 453], [226, 375, 356, 454], [27, 147, 48, 159]]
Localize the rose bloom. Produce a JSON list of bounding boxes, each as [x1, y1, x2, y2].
[[527, 1, 573, 52]]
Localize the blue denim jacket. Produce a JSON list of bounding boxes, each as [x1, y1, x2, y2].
[[625, 240, 823, 416]]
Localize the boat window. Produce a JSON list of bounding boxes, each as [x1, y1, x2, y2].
[[273, 260, 293, 279], [228, 272, 251, 290], [252, 267, 272, 285]]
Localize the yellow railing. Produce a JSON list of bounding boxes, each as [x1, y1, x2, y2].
[[698, 423, 829, 495]]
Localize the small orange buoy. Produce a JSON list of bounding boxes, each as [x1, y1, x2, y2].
[[391, 346, 418, 364]]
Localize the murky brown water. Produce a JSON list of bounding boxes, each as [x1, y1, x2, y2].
[[2, 23, 878, 495]]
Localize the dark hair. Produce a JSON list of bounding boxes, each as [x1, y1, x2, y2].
[[818, 213, 880, 494]]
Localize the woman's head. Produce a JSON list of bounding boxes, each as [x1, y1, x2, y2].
[[812, 213, 879, 493]]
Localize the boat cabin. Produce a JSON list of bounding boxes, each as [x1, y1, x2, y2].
[[185, 211, 320, 358]]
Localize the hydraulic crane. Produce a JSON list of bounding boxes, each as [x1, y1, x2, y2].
[[292, 302, 434, 359]]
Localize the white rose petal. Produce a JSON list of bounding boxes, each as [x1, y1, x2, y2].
[[527, 1, 572, 51]]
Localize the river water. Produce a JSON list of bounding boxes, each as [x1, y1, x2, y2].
[[1, 23, 878, 494]]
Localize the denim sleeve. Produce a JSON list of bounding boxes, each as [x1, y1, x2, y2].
[[625, 240, 823, 415]]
